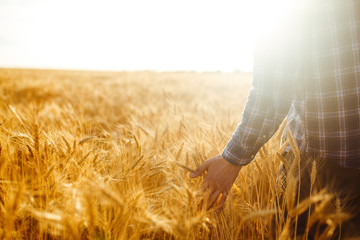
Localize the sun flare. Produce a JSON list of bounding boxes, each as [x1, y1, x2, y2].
[[0, 0, 301, 71]]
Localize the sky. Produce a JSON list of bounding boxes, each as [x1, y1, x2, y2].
[[0, 0, 294, 72]]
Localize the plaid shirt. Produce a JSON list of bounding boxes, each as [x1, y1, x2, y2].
[[222, 0, 360, 169]]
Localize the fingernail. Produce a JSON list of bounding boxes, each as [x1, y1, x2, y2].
[[190, 172, 195, 178]]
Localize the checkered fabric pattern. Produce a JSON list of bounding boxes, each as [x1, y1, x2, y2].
[[222, 0, 360, 168]]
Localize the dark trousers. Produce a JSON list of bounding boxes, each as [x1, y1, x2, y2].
[[274, 153, 360, 239]]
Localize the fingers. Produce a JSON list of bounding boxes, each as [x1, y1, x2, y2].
[[190, 160, 210, 178], [199, 181, 209, 193], [215, 192, 228, 212], [189, 155, 236, 212], [195, 185, 228, 212], [194, 181, 208, 206], [206, 190, 221, 210]]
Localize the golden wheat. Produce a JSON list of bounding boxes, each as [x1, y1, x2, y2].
[[0, 68, 351, 239]]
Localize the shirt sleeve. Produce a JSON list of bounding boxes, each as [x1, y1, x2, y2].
[[222, 11, 305, 166]]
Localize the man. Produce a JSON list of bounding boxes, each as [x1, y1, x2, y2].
[[190, 0, 360, 237]]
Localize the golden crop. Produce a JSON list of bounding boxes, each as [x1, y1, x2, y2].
[[0, 69, 348, 239]]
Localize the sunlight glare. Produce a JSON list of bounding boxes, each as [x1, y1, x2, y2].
[[0, 0, 302, 72], [247, 0, 302, 39]]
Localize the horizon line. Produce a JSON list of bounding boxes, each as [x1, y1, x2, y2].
[[0, 65, 253, 74]]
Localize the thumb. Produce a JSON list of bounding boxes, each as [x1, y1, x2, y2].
[[190, 160, 210, 178]]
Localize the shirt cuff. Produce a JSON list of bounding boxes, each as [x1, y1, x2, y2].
[[222, 138, 257, 166]]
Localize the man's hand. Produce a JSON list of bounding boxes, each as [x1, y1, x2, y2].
[[190, 155, 242, 212]]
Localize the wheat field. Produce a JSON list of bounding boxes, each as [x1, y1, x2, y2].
[[0, 68, 350, 239]]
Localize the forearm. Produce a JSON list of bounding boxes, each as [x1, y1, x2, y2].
[[222, 67, 297, 165]]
